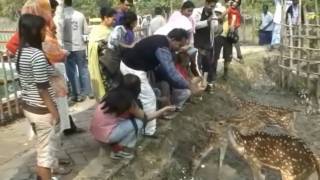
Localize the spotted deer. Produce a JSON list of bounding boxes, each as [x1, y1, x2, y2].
[[227, 127, 320, 180], [214, 83, 297, 134]]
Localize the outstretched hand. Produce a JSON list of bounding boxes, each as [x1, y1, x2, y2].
[[163, 105, 177, 112]]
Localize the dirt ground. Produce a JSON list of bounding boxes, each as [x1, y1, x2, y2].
[[110, 49, 320, 180]]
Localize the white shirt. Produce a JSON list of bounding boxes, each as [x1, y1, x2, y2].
[[149, 15, 166, 35], [273, 0, 282, 24], [260, 12, 274, 31], [291, 5, 299, 25], [63, 7, 89, 51]]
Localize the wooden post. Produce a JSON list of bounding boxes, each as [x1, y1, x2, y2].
[[280, 0, 286, 88], [252, 12, 256, 43]]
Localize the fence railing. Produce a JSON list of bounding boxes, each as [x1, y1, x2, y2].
[[0, 53, 21, 123], [278, 1, 320, 98]]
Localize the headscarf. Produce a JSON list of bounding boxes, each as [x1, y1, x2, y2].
[[7, 0, 66, 63], [21, 0, 54, 29]]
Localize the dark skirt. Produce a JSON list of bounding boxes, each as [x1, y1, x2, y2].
[[259, 30, 272, 45]]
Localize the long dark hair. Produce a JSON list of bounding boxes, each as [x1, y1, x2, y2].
[[100, 88, 135, 116], [16, 14, 46, 73], [100, 74, 142, 115], [120, 11, 137, 30]]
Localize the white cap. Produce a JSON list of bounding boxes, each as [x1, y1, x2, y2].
[[214, 4, 226, 14], [154, 11, 192, 35]]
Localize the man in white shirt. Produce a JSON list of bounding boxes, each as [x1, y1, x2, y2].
[[63, 0, 92, 102], [286, 0, 304, 26], [271, 0, 282, 48], [192, 0, 218, 91], [149, 7, 166, 35], [259, 4, 274, 45]]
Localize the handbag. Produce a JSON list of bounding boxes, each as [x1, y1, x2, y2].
[[227, 30, 239, 43]]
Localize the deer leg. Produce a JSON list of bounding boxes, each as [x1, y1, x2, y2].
[[281, 173, 295, 180], [247, 159, 264, 180], [290, 112, 298, 136], [219, 142, 228, 168]]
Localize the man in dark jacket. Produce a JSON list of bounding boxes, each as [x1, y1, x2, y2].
[[120, 28, 204, 136]]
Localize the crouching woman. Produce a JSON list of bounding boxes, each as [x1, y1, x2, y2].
[[90, 74, 175, 159]]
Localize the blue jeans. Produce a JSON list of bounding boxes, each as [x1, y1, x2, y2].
[[108, 119, 143, 148], [65, 50, 92, 97]]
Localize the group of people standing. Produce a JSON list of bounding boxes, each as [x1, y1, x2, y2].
[[6, 0, 246, 179], [259, 0, 304, 46]]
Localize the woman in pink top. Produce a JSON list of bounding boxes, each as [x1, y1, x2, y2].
[[90, 74, 175, 159]]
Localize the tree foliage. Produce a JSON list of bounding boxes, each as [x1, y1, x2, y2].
[[0, 0, 26, 19]]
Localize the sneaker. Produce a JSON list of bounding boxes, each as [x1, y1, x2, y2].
[[206, 83, 214, 94], [110, 151, 134, 160], [52, 166, 72, 175], [76, 96, 85, 102], [88, 95, 95, 99]]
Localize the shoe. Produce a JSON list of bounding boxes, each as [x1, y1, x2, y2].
[[63, 127, 86, 136], [58, 158, 72, 166], [88, 95, 95, 99], [110, 151, 134, 160], [52, 166, 72, 175], [206, 83, 214, 94], [76, 96, 85, 102], [238, 57, 244, 64]]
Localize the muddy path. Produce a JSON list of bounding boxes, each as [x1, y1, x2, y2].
[[111, 49, 320, 180]]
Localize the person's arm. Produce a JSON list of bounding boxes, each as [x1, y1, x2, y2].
[[82, 14, 89, 43], [230, 14, 236, 31], [192, 8, 210, 29], [6, 32, 19, 55], [155, 48, 189, 89], [32, 52, 59, 125], [129, 101, 175, 120]]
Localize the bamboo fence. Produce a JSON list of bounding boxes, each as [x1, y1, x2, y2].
[[279, 0, 320, 99]]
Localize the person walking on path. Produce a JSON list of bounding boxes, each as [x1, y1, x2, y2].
[[271, 0, 282, 49], [63, 0, 92, 102], [259, 4, 274, 45]]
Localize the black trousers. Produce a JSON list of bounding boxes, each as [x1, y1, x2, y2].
[[213, 36, 233, 77], [198, 48, 214, 83]]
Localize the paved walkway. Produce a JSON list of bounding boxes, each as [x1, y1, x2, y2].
[[0, 99, 102, 180]]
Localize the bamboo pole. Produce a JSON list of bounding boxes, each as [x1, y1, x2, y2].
[[252, 12, 256, 43], [242, 10, 246, 42], [315, 0, 320, 101], [288, 12, 293, 87], [280, 0, 287, 88]]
